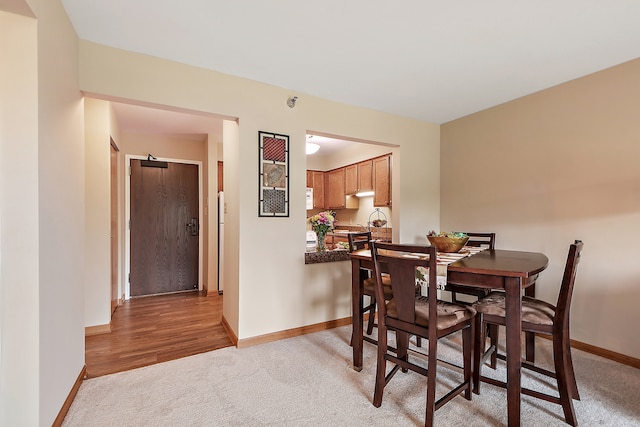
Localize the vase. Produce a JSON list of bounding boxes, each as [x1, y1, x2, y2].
[[316, 231, 327, 252]]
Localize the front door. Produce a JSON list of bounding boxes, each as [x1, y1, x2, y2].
[[130, 159, 199, 297]]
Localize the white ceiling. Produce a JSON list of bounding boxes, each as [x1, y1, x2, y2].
[[68, 1, 640, 150]]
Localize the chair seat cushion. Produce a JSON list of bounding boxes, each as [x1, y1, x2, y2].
[[363, 275, 393, 299], [386, 297, 476, 330], [474, 291, 556, 325]]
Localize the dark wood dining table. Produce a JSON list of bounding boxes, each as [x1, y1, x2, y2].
[[349, 248, 548, 427]]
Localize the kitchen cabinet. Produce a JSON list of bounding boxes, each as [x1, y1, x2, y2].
[[357, 160, 373, 192], [326, 167, 359, 209], [306, 170, 325, 209], [373, 155, 392, 207], [325, 168, 346, 209], [345, 164, 358, 195]]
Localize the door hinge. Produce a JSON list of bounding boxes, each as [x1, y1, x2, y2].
[[128, 274, 130, 283], [128, 220, 131, 230], [129, 166, 131, 176]]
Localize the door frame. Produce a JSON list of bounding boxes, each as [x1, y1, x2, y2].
[[124, 154, 204, 300], [110, 139, 119, 313]]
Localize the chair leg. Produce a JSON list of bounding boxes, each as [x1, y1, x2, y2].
[[488, 324, 498, 369], [397, 331, 410, 373], [565, 337, 580, 401], [463, 322, 473, 400], [553, 334, 578, 426], [425, 335, 438, 426], [373, 325, 388, 407], [473, 313, 484, 394], [366, 295, 376, 335]]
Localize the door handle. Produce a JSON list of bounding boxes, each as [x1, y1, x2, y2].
[[186, 218, 199, 236]]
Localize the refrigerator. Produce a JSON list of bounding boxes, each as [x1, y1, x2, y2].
[[217, 191, 224, 294]]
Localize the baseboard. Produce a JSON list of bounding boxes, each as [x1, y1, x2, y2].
[[52, 365, 86, 427], [85, 322, 111, 336], [570, 338, 640, 369], [537, 334, 640, 369], [220, 314, 238, 346], [236, 317, 352, 349]]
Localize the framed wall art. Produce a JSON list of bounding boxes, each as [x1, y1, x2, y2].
[[258, 131, 289, 217]]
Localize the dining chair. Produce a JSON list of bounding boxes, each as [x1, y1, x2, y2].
[[445, 232, 496, 304], [348, 232, 392, 345], [473, 240, 584, 426], [370, 241, 476, 426]]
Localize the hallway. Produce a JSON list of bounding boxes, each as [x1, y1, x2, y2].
[[85, 292, 232, 378]]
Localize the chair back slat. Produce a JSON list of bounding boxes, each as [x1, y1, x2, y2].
[[348, 231, 372, 253], [370, 242, 437, 334], [554, 240, 583, 332], [464, 232, 496, 250]]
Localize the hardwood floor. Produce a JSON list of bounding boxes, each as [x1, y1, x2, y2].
[[85, 291, 233, 378]]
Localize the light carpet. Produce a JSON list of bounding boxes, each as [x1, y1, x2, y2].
[[63, 326, 640, 426]]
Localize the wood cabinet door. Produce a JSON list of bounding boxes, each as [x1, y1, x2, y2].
[[306, 170, 313, 188], [312, 171, 325, 209], [325, 168, 346, 209], [357, 160, 373, 192], [345, 164, 358, 195], [373, 155, 392, 207]]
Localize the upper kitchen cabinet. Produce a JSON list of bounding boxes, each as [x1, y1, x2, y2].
[[307, 170, 325, 209], [345, 160, 372, 195], [325, 168, 346, 209], [373, 154, 392, 207], [326, 167, 359, 210], [345, 164, 358, 195], [357, 159, 373, 192]]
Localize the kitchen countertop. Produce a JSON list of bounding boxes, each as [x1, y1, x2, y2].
[[304, 227, 392, 264], [305, 249, 350, 264]]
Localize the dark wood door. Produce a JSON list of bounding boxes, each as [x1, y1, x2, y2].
[[130, 159, 199, 297]]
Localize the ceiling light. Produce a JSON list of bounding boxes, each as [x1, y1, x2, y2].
[[306, 136, 320, 155]]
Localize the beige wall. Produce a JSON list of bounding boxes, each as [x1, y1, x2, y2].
[[1, 0, 85, 425], [84, 98, 112, 327], [78, 40, 441, 341], [441, 58, 640, 358], [35, 0, 86, 423], [1, 9, 39, 426]]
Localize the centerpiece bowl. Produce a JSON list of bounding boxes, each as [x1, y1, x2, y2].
[[427, 235, 469, 253]]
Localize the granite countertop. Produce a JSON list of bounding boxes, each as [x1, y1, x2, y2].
[[304, 249, 351, 264], [304, 226, 392, 264]]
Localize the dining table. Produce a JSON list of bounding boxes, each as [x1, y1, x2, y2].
[[349, 247, 549, 427]]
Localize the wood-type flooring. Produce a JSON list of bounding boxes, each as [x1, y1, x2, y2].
[[85, 291, 233, 378]]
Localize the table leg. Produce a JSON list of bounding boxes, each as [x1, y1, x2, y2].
[[505, 277, 522, 426], [351, 259, 363, 371], [524, 282, 536, 363]]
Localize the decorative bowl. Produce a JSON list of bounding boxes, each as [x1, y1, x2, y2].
[[427, 235, 469, 253]]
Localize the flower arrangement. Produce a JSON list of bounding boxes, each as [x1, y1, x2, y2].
[[308, 210, 336, 236], [308, 210, 336, 251]]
